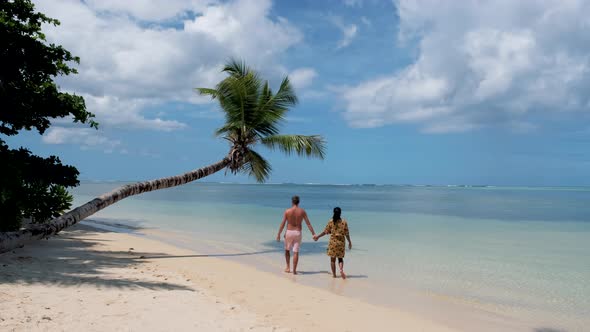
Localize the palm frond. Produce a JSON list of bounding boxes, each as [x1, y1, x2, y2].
[[261, 135, 326, 159], [195, 87, 219, 99], [257, 76, 298, 112], [241, 149, 272, 183], [251, 81, 278, 136], [251, 76, 298, 138], [214, 124, 239, 137], [215, 68, 261, 131], [275, 76, 298, 106], [222, 58, 248, 77]]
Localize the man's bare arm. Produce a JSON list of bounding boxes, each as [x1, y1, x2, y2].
[[303, 211, 316, 236], [277, 211, 287, 241]]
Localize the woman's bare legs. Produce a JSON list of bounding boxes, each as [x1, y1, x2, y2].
[[338, 258, 346, 279]]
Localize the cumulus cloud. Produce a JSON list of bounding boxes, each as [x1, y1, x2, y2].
[[330, 16, 358, 49], [340, 0, 590, 133], [43, 127, 122, 153], [33, 0, 303, 148], [289, 68, 318, 90], [82, 0, 214, 21], [83, 95, 187, 131]]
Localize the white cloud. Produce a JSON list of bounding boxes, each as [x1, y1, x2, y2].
[[330, 16, 358, 49], [83, 95, 187, 131], [340, 0, 590, 133], [300, 90, 328, 100], [289, 68, 318, 90], [139, 148, 161, 159], [83, 0, 214, 21], [32, 0, 302, 139], [187, 109, 224, 119], [361, 16, 371, 27], [183, 0, 301, 63], [343, 0, 363, 7], [285, 116, 309, 123], [42, 127, 122, 153], [337, 24, 358, 49]]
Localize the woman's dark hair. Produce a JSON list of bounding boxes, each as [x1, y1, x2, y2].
[[332, 207, 342, 223]]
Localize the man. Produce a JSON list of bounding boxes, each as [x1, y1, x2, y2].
[[276, 195, 316, 275]]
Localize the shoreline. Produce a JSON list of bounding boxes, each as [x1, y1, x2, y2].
[[86, 218, 580, 332], [0, 223, 459, 332], [134, 223, 528, 332]]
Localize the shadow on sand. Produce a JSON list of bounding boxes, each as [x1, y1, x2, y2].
[[1, 223, 367, 291], [136, 250, 278, 259], [0, 225, 192, 291], [296, 270, 368, 279]]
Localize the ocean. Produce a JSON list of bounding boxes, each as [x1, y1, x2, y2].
[[71, 182, 590, 331]]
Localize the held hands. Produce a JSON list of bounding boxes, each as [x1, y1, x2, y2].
[[312, 234, 319, 241]]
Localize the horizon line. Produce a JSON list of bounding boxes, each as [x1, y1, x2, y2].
[[77, 179, 590, 189]]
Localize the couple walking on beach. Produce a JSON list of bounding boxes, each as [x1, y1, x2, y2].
[[276, 196, 352, 278]]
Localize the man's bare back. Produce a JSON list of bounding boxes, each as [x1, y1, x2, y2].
[[277, 205, 315, 238], [284, 206, 307, 231]]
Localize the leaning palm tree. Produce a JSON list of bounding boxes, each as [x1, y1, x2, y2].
[[0, 59, 326, 253]]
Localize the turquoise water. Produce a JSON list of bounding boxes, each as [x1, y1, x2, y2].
[[72, 182, 590, 331]]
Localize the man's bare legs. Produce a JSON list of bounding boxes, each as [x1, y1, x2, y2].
[[292, 252, 299, 275], [330, 257, 337, 277], [284, 250, 300, 274], [284, 250, 291, 273]]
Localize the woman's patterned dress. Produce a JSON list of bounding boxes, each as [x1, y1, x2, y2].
[[323, 219, 349, 258]]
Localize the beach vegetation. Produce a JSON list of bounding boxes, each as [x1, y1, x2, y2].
[[0, 0, 97, 231]]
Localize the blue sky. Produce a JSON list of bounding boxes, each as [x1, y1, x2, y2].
[[8, 0, 590, 186]]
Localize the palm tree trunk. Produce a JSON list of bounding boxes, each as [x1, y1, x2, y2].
[[0, 157, 230, 253]]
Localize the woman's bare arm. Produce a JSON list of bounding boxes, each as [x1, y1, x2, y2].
[[345, 221, 352, 249]]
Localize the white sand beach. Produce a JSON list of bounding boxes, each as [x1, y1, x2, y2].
[[0, 223, 459, 332]]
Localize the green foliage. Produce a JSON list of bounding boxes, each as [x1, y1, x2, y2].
[[261, 135, 326, 159], [0, 0, 97, 135], [24, 184, 74, 225], [0, 0, 97, 230], [0, 141, 79, 231], [197, 59, 326, 182]]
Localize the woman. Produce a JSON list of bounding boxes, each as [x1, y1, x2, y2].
[[313, 207, 352, 279]]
